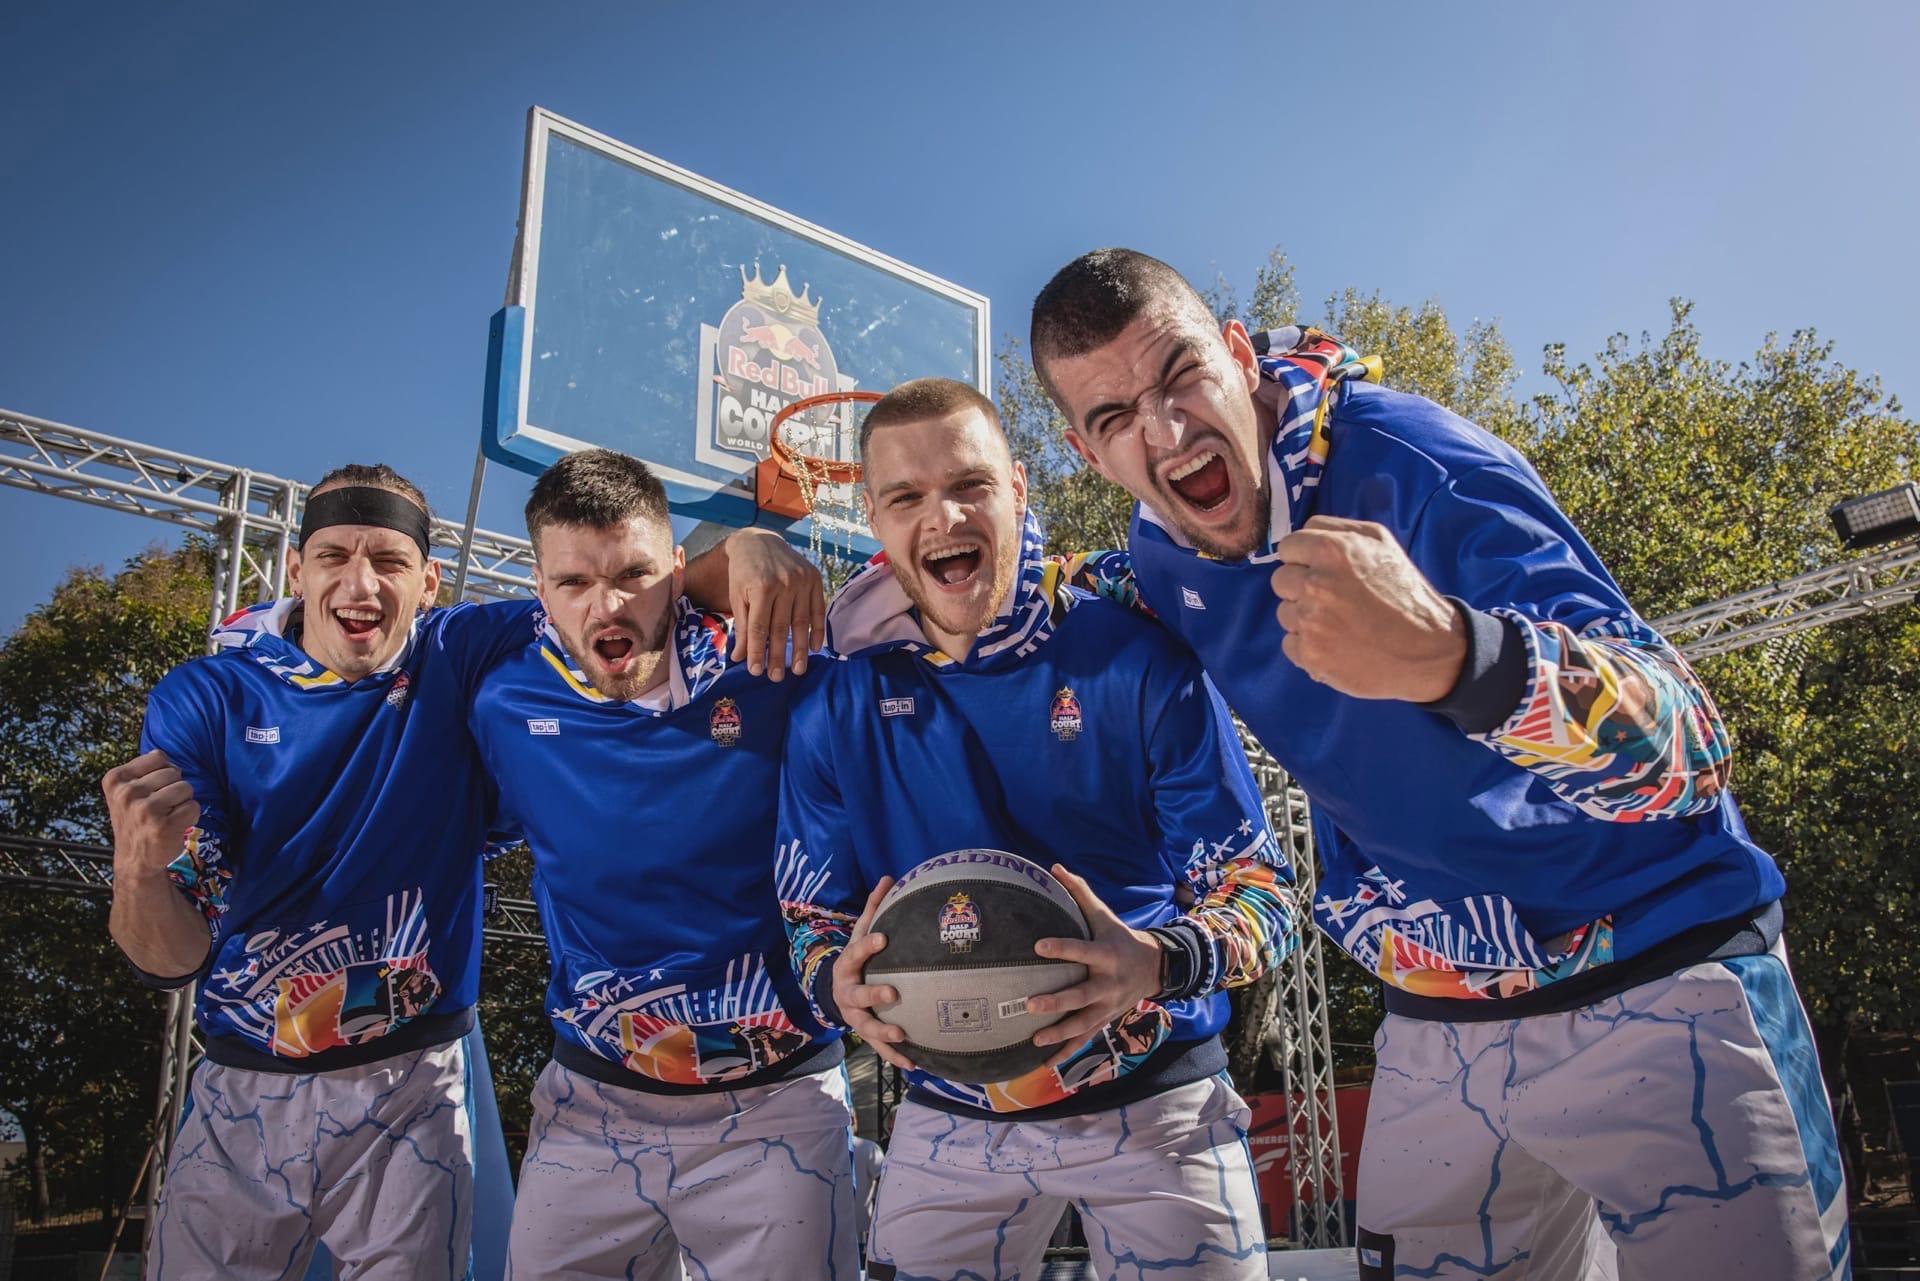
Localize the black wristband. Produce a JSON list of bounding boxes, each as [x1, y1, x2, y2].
[[1147, 923, 1206, 1002]]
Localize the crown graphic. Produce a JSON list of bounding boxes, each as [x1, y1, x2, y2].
[[739, 264, 822, 326]]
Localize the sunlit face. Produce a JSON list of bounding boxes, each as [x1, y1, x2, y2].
[[285, 506, 439, 681], [534, 516, 684, 701], [1047, 306, 1269, 559], [862, 407, 1028, 650]]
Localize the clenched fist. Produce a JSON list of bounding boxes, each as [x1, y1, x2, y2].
[[1270, 515, 1468, 703], [102, 749, 200, 877]]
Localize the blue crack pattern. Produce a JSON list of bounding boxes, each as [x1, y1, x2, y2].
[[149, 1044, 472, 1280], [507, 1062, 857, 1280], [1364, 963, 1849, 1279], [872, 1079, 1264, 1280]]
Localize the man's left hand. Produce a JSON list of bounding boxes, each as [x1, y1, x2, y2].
[[1027, 865, 1164, 1069], [723, 528, 826, 681], [1270, 515, 1467, 702]]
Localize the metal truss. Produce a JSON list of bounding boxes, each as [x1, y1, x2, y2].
[[1653, 538, 1920, 660], [0, 407, 537, 607], [1243, 733, 1347, 1248]]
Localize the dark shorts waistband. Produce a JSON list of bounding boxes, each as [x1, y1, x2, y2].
[[552, 1033, 845, 1096], [1382, 900, 1783, 1023], [200, 1006, 475, 1074], [908, 1035, 1227, 1123]]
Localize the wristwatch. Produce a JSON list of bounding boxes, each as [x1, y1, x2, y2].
[[1148, 925, 1199, 1003]]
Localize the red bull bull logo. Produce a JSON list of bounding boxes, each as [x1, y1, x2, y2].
[[710, 264, 846, 458]]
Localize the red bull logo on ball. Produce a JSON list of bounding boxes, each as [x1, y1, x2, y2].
[[939, 891, 982, 953], [709, 264, 843, 458]]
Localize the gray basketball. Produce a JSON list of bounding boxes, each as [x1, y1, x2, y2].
[[864, 849, 1090, 1084]]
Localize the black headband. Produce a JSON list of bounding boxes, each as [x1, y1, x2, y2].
[[299, 486, 432, 560]]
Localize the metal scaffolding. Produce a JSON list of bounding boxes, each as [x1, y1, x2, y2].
[[5, 402, 1918, 1256]]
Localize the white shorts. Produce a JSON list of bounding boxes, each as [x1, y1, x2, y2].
[[1356, 941, 1850, 1279], [506, 1058, 859, 1280], [868, 1072, 1266, 1280], [146, 1039, 473, 1281]]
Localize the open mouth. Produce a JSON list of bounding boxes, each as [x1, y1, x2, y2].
[[920, 541, 984, 592], [333, 607, 383, 640], [1165, 450, 1233, 513], [591, 632, 636, 670]]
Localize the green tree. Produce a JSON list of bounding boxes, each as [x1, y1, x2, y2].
[[0, 543, 212, 1221], [1515, 303, 1920, 1047]]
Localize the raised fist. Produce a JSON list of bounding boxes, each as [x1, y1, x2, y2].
[[102, 749, 200, 878]]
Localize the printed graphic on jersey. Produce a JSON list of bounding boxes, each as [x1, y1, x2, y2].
[[1049, 687, 1083, 742], [166, 824, 232, 930], [200, 888, 444, 1057], [938, 892, 981, 953], [911, 1001, 1175, 1114], [1314, 864, 1614, 998], [551, 952, 810, 1085], [709, 696, 743, 747]]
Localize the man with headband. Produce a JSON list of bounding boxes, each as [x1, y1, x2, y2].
[[102, 461, 823, 1280]]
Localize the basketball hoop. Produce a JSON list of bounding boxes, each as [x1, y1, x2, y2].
[[757, 390, 879, 564]]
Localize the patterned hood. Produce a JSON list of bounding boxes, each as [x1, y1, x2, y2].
[[536, 597, 730, 713], [1136, 325, 1380, 563], [824, 508, 1073, 673], [208, 598, 415, 689]]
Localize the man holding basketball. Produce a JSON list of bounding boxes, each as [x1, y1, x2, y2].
[[1027, 249, 1848, 1279], [778, 378, 1297, 1280], [467, 449, 857, 1280]]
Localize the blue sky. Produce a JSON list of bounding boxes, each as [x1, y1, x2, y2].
[[3, 1, 1917, 631]]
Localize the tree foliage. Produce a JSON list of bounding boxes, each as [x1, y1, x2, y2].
[[0, 544, 213, 1220]]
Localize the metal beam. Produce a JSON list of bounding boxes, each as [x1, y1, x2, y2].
[[1655, 537, 1920, 659]]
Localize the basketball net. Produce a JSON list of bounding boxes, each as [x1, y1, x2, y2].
[[758, 390, 878, 570]]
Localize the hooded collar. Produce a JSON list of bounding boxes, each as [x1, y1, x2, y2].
[[536, 597, 730, 714], [1136, 326, 1380, 564], [825, 508, 1072, 672], [209, 598, 416, 690]]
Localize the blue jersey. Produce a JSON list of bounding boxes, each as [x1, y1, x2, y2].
[[779, 514, 1295, 1117], [140, 598, 540, 1070], [1112, 341, 1784, 1011], [469, 603, 840, 1093]]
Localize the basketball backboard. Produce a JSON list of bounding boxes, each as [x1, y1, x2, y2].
[[481, 108, 991, 555]]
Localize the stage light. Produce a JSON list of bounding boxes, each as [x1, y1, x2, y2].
[[1829, 482, 1920, 551]]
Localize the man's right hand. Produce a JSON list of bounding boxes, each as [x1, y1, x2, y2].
[[830, 877, 916, 1071], [102, 750, 200, 877]]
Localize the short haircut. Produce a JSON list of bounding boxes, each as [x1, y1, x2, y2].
[[858, 377, 1001, 461], [1028, 248, 1215, 394], [310, 462, 431, 519], [524, 448, 671, 546]]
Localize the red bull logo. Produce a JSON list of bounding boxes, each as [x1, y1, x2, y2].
[[939, 891, 982, 953], [709, 697, 743, 747], [709, 264, 847, 458], [1050, 687, 1084, 743]]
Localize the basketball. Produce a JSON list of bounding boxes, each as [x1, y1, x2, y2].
[[864, 849, 1090, 1083]]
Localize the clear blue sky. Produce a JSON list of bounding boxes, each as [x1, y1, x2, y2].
[[4, 1, 1917, 631]]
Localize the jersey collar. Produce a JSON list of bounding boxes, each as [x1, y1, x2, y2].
[[535, 597, 729, 714], [209, 598, 415, 690]]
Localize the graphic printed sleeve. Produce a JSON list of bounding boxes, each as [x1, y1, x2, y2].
[[1143, 660, 1298, 999], [137, 675, 235, 954], [1414, 463, 1733, 822], [1056, 549, 1148, 615], [775, 679, 868, 1029]]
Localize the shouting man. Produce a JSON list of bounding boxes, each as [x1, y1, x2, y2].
[[1029, 249, 1848, 1280]]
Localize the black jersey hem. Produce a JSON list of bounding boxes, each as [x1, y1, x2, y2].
[[905, 1036, 1226, 1123], [1382, 900, 1782, 1023], [200, 1006, 475, 1074], [552, 1034, 845, 1096]]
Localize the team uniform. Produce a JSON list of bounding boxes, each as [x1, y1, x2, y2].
[[778, 513, 1298, 1281], [1067, 329, 1850, 1279], [132, 596, 538, 1281], [468, 602, 857, 1281]]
